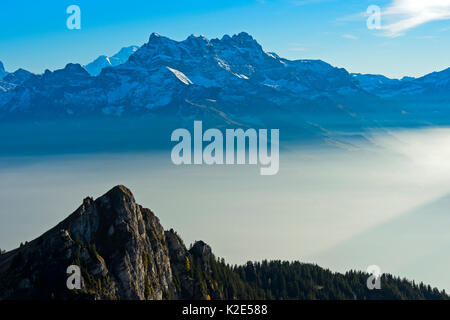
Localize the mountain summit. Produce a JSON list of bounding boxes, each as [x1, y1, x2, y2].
[[0, 185, 447, 300], [0, 61, 8, 79], [84, 45, 139, 76]]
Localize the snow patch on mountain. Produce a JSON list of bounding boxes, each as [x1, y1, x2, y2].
[[167, 67, 193, 85]]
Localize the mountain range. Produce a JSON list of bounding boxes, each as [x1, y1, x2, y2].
[[0, 32, 449, 154], [0, 185, 447, 300], [1, 32, 449, 119]]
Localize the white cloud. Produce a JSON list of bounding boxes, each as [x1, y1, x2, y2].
[[380, 0, 450, 37]]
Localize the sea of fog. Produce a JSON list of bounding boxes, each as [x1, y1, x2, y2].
[[2, 127, 450, 290]]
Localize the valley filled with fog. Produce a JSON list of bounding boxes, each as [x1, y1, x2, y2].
[[1, 127, 450, 290]]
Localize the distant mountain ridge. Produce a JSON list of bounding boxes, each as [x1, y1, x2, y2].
[[1, 32, 449, 119], [352, 68, 450, 98], [0, 32, 449, 154], [0, 32, 376, 147], [0, 185, 446, 300], [0, 32, 366, 119]]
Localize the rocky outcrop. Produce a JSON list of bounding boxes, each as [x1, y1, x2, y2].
[[165, 231, 223, 300], [0, 185, 210, 300]]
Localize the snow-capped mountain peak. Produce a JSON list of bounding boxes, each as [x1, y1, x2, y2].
[[84, 45, 139, 76], [0, 61, 8, 79]]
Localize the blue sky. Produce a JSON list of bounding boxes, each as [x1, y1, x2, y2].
[[0, 0, 449, 78]]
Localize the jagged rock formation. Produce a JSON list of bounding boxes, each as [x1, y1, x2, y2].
[[0, 185, 448, 300], [0, 185, 218, 300]]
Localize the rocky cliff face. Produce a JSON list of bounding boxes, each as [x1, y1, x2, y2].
[[0, 185, 218, 300]]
